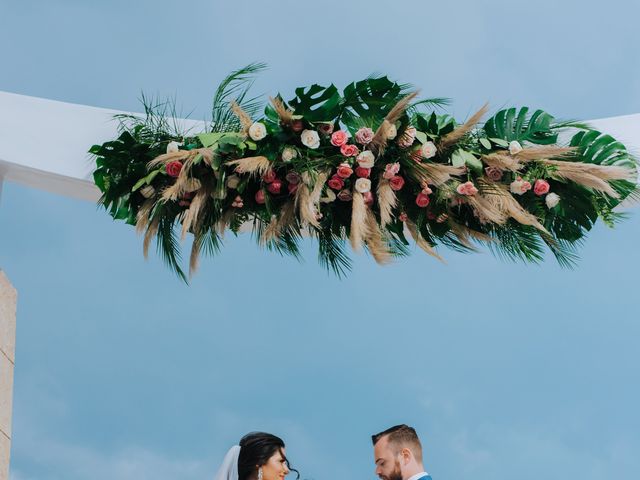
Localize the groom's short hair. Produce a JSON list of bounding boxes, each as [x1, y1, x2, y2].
[[371, 424, 423, 461]]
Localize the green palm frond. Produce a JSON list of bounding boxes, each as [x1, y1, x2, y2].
[[488, 223, 546, 264], [317, 228, 352, 278], [210, 62, 267, 133], [156, 213, 188, 283]]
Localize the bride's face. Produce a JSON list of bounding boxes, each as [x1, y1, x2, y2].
[[261, 448, 290, 480]]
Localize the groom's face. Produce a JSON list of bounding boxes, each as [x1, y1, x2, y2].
[[374, 437, 403, 480]]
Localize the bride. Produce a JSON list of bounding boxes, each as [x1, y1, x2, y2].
[[214, 432, 298, 480]]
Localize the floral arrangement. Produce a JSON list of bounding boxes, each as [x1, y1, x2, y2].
[[91, 64, 638, 281]]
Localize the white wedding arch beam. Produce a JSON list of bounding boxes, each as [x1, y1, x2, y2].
[[0, 91, 204, 201], [1, 90, 639, 203]]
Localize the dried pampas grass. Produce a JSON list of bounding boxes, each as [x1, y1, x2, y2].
[[377, 176, 397, 227], [439, 103, 489, 149], [371, 92, 418, 153], [227, 156, 271, 177], [350, 191, 370, 251]]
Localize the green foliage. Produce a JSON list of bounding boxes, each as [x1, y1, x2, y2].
[[484, 107, 557, 145], [90, 66, 637, 280]]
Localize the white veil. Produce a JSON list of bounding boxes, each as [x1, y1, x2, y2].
[[214, 445, 241, 480]]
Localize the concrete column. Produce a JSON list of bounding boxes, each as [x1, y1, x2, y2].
[[0, 271, 17, 480]]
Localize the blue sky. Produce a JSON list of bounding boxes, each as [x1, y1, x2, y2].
[[1, 1, 640, 479]]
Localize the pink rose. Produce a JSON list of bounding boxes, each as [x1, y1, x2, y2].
[[355, 127, 374, 145], [330, 130, 348, 147], [255, 190, 266, 204], [340, 144, 360, 157], [397, 126, 417, 148], [363, 191, 374, 206], [456, 181, 479, 196], [166, 160, 183, 178], [231, 195, 244, 208], [410, 148, 423, 163], [534, 179, 550, 196], [285, 171, 301, 184], [420, 181, 433, 195], [389, 175, 405, 191], [336, 163, 354, 179], [262, 170, 277, 184], [355, 166, 371, 178], [328, 175, 345, 191], [485, 166, 503, 182], [399, 212, 408, 222], [318, 123, 335, 135], [415, 192, 430, 208], [291, 120, 304, 132], [288, 183, 299, 195], [383, 162, 401, 180], [337, 189, 353, 202], [267, 179, 282, 194]]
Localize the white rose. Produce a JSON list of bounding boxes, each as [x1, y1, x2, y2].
[[386, 123, 397, 140], [545, 192, 560, 208], [421, 141, 437, 159], [226, 174, 240, 189], [355, 178, 372, 193], [320, 188, 337, 203], [509, 178, 530, 195], [248, 122, 267, 141], [509, 140, 523, 155], [301, 129, 320, 149], [282, 146, 297, 162], [356, 150, 375, 168], [166, 141, 182, 153]]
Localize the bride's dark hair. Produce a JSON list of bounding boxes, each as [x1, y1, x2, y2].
[[237, 432, 299, 480]]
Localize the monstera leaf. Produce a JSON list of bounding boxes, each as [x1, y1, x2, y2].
[[288, 84, 342, 122], [570, 129, 638, 205], [484, 107, 557, 145], [341, 76, 409, 130]]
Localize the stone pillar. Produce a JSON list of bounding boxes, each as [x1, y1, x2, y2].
[[0, 271, 16, 480]]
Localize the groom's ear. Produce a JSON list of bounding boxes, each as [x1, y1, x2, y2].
[[400, 447, 415, 464]]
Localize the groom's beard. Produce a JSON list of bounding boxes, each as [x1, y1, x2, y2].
[[379, 460, 402, 480]]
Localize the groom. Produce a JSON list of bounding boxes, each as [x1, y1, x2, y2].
[[372, 424, 432, 480]]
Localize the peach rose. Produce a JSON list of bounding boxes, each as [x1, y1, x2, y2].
[[330, 130, 348, 147], [340, 144, 360, 157], [336, 163, 354, 179], [534, 179, 550, 196]]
